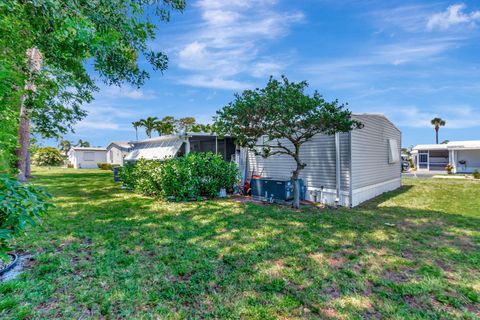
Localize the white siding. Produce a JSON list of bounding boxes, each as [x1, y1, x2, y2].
[[69, 150, 107, 169], [350, 114, 401, 205], [456, 150, 480, 173], [244, 114, 401, 207], [106, 145, 128, 165], [246, 133, 351, 206]]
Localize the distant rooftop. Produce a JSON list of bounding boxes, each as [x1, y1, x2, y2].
[[412, 140, 480, 151], [108, 141, 132, 149], [71, 147, 107, 151]]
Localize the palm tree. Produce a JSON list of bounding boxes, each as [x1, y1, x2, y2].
[[155, 120, 174, 136], [58, 139, 72, 156], [132, 121, 142, 140], [431, 117, 446, 144], [75, 139, 90, 147], [139, 117, 159, 138]]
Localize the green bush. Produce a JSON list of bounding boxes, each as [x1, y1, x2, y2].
[[32, 147, 64, 166], [132, 159, 163, 196], [118, 162, 136, 190], [0, 175, 53, 257], [118, 153, 239, 200], [473, 170, 480, 179], [97, 162, 114, 170]]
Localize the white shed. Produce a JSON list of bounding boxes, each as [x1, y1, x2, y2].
[[68, 147, 107, 169], [106, 141, 132, 165]]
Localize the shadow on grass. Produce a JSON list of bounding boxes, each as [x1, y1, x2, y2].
[[5, 172, 478, 319]]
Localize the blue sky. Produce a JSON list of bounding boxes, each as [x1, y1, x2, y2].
[[52, 0, 480, 148]]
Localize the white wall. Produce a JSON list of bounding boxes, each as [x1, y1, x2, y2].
[[70, 150, 106, 169], [106, 146, 128, 165], [456, 150, 480, 173]]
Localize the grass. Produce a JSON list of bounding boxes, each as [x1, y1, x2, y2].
[[1, 167, 479, 319]]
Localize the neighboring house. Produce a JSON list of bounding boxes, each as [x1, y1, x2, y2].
[[244, 114, 402, 207], [106, 141, 132, 165], [68, 147, 107, 169], [411, 140, 480, 173], [124, 133, 236, 162]]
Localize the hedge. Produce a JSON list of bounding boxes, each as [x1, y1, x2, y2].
[[118, 152, 239, 201]]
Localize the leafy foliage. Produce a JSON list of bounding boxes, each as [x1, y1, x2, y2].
[[119, 153, 239, 200], [431, 117, 446, 144], [97, 163, 117, 171], [57, 139, 72, 156], [0, 0, 185, 175], [134, 116, 214, 137], [215, 76, 362, 207], [32, 147, 64, 167], [445, 163, 454, 174], [473, 170, 480, 179], [0, 174, 52, 256], [75, 139, 90, 148]]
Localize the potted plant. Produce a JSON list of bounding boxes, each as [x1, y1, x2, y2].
[[445, 163, 454, 174]]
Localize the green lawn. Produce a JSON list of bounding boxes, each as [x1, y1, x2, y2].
[[1, 168, 479, 319]]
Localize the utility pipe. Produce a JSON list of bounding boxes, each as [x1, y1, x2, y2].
[[335, 133, 341, 206]]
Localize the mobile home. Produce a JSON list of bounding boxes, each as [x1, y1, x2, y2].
[[411, 140, 480, 173], [244, 114, 402, 207]]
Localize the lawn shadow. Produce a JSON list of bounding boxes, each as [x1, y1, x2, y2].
[[10, 172, 480, 319]]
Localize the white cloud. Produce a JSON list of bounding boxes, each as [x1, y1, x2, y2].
[[177, 75, 251, 90], [103, 86, 157, 100], [73, 103, 136, 133], [427, 4, 480, 31], [360, 105, 480, 129], [173, 0, 303, 89], [75, 120, 121, 131]]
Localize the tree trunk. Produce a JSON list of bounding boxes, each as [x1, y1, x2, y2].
[[16, 96, 30, 181], [26, 150, 32, 178], [435, 127, 439, 144], [292, 170, 301, 209]]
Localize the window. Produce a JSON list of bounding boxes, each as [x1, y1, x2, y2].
[[83, 152, 95, 161], [388, 139, 399, 164]]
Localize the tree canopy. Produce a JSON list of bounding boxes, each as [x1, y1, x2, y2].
[[0, 0, 185, 174], [215, 76, 363, 208]]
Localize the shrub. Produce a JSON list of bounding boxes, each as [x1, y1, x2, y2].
[[131, 159, 163, 196], [445, 163, 454, 174], [32, 147, 64, 166], [473, 170, 480, 179], [0, 175, 53, 257], [118, 162, 137, 190], [118, 153, 239, 200], [97, 162, 113, 170]]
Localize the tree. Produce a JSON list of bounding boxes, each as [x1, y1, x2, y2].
[[177, 117, 196, 132], [1, 1, 186, 180], [139, 117, 159, 138], [75, 139, 90, 148], [155, 117, 175, 136], [191, 123, 213, 133], [441, 140, 450, 144], [58, 139, 72, 157], [215, 76, 363, 208], [32, 147, 64, 166], [431, 117, 446, 144], [132, 121, 142, 141]]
